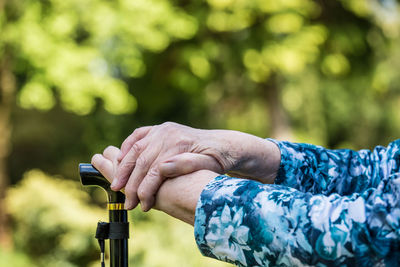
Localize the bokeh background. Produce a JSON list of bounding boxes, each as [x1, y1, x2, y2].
[[1, 0, 400, 266]]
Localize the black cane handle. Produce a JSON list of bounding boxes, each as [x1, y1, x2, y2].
[[79, 163, 125, 203]]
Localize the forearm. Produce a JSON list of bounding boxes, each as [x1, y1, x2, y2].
[[205, 130, 281, 184], [154, 170, 218, 225]]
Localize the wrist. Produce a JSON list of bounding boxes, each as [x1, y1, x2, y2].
[[227, 133, 281, 184], [154, 170, 218, 225]]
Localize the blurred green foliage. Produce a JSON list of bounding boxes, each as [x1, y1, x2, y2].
[[0, 249, 34, 267], [2, 0, 198, 115], [5, 170, 229, 267], [6, 170, 104, 266], [1, 0, 400, 266]]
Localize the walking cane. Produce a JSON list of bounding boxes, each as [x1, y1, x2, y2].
[[79, 163, 129, 267]]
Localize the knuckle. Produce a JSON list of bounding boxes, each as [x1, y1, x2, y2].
[[161, 121, 177, 130], [176, 136, 190, 146], [103, 145, 114, 154], [137, 187, 151, 201], [136, 156, 149, 168], [132, 128, 139, 135], [131, 142, 143, 154], [91, 154, 101, 164], [147, 167, 160, 178], [124, 186, 137, 197], [176, 137, 192, 152], [122, 135, 132, 146], [119, 157, 137, 171], [132, 128, 141, 136], [162, 121, 173, 127], [134, 125, 149, 133], [120, 160, 134, 171]]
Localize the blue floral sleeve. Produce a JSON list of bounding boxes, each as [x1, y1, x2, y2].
[[270, 139, 400, 195], [194, 140, 400, 266], [194, 174, 400, 266]]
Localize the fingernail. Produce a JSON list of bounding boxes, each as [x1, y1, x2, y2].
[[141, 202, 148, 212], [111, 179, 118, 189], [125, 199, 132, 210]]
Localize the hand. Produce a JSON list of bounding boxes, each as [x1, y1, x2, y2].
[[154, 169, 217, 225], [91, 147, 217, 225], [114, 122, 281, 211]]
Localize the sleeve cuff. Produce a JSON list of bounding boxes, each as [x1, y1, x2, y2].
[[193, 175, 231, 259], [193, 175, 252, 265], [266, 138, 294, 186]]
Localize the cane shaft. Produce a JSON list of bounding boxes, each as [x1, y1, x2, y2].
[[109, 209, 128, 267]]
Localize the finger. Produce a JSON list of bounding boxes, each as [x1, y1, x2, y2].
[[118, 126, 152, 161], [103, 145, 121, 162], [113, 139, 148, 191], [124, 145, 161, 210], [91, 154, 114, 183], [159, 153, 223, 178], [102, 146, 121, 184], [137, 166, 164, 212]]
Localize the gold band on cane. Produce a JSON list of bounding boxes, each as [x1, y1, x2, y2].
[[108, 203, 125, 210]]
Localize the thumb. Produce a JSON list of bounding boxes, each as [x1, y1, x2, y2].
[[159, 153, 223, 178]]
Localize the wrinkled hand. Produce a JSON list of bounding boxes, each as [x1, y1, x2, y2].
[[91, 146, 217, 225], [102, 122, 280, 211], [111, 122, 226, 211]]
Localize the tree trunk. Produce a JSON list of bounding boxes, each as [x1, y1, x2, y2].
[[0, 54, 15, 250], [262, 80, 293, 141]]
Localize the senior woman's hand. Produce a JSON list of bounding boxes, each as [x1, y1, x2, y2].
[[109, 122, 280, 211], [91, 145, 217, 225]]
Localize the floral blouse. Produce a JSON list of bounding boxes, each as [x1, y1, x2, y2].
[[194, 139, 400, 266]]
